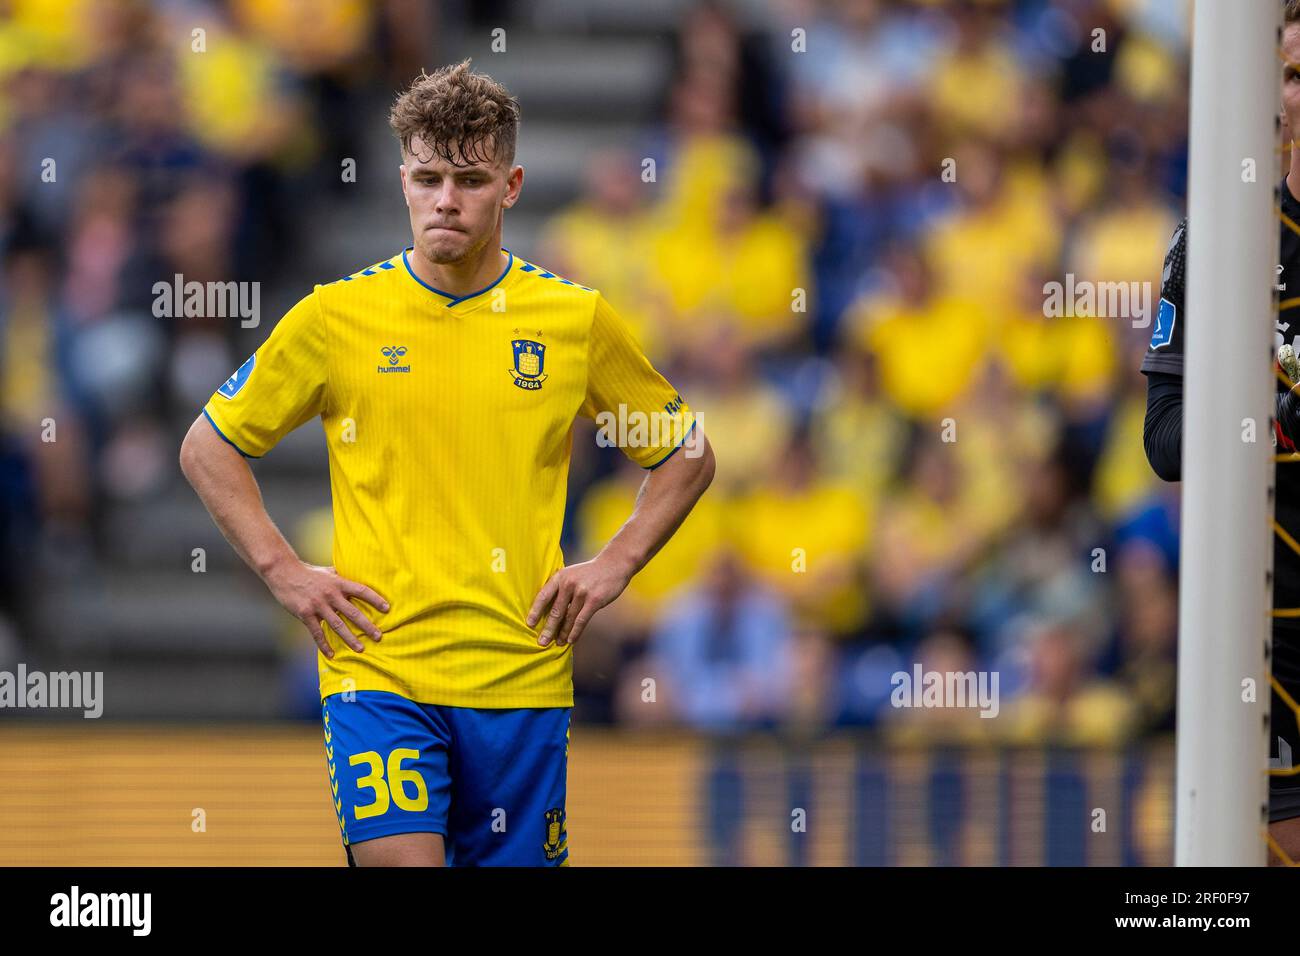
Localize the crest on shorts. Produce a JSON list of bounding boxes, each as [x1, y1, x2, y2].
[[510, 332, 547, 390], [542, 807, 565, 860]]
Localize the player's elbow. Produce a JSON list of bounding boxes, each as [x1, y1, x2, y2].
[[691, 430, 716, 494], [1142, 377, 1183, 483], [179, 416, 219, 486], [658, 427, 715, 495], [701, 440, 716, 490], [1142, 423, 1181, 483]]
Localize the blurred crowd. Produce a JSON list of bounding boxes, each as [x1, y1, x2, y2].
[[0, 0, 1189, 741], [550, 0, 1186, 741], [0, 0, 431, 641]]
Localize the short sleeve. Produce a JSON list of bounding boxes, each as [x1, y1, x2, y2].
[[580, 292, 697, 469], [1140, 217, 1187, 377], [202, 289, 329, 458]]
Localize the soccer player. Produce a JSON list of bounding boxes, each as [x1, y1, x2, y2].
[[1141, 0, 1300, 866], [179, 60, 714, 866]]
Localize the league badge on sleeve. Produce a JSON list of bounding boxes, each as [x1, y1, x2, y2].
[[218, 354, 255, 398], [1150, 297, 1177, 350]]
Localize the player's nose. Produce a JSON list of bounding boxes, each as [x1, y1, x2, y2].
[[434, 182, 459, 213]]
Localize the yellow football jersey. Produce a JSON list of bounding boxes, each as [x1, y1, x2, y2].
[[202, 247, 696, 707]]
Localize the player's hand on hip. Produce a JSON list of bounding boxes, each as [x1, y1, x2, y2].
[[265, 560, 390, 659], [527, 556, 631, 648]]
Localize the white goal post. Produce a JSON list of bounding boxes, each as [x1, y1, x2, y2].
[[1175, 0, 1280, 866]]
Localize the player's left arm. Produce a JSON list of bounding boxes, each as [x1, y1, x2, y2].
[[528, 429, 715, 646], [527, 292, 715, 647]]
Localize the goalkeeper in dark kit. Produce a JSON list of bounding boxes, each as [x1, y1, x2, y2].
[[1140, 0, 1300, 865]]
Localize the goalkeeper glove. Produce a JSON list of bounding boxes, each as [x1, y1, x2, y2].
[[1278, 344, 1300, 451]]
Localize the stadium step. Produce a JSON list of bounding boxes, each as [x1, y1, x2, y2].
[[447, 36, 669, 120], [37, 569, 285, 656], [104, 475, 331, 571], [0, 658, 292, 720]]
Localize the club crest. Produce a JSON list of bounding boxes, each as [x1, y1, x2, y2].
[[510, 336, 547, 390], [543, 807, 565, 860]]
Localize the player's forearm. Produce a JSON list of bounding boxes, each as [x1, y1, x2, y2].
[[1143, 372, 1183, 482], [179, 416, 301, 582], [1280, 387, 1300, 449], [597, 431, 716, 579]]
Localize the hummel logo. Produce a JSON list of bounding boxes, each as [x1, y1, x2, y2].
[[378, 346, 411, 373]]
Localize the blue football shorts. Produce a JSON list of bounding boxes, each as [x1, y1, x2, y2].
[[322, 690, 570, 866]]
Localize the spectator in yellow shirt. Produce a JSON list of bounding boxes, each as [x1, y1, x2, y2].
[[848, 244, 990, 421], [731, 430, 871, 637]]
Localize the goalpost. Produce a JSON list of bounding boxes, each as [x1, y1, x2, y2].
[[1175, 0, 1280, 866]]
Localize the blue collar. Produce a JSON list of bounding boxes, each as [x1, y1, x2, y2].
[[402, 246, 514, 306]]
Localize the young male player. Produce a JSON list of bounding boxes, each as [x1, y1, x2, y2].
[[180, 60, 714, 866], [1141, 0, 1300, 865]]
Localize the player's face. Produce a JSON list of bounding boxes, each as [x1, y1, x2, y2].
[[1283, 25, 1300, 145], [400, 134, 522, 265]]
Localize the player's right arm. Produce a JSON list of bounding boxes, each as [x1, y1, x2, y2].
[[1143, 215, 1300, 479], [1142, 218, 1187, 482], [179, 289, 388, 658], [180, 419, 387, 657]]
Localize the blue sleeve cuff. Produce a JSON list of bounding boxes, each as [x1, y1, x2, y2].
[[202, 408, 261, 459], [645, 418, 698, 470]]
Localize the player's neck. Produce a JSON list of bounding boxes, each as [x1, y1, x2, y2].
[[409, 238, 507, 298]]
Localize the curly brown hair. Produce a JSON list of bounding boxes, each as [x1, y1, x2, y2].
[[1290, 0, 1300, 25], [389, 59, 521, 168]]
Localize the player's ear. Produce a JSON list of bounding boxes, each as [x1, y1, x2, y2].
[[399, 163, 409, 206], [504, 164, 523, 208]]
